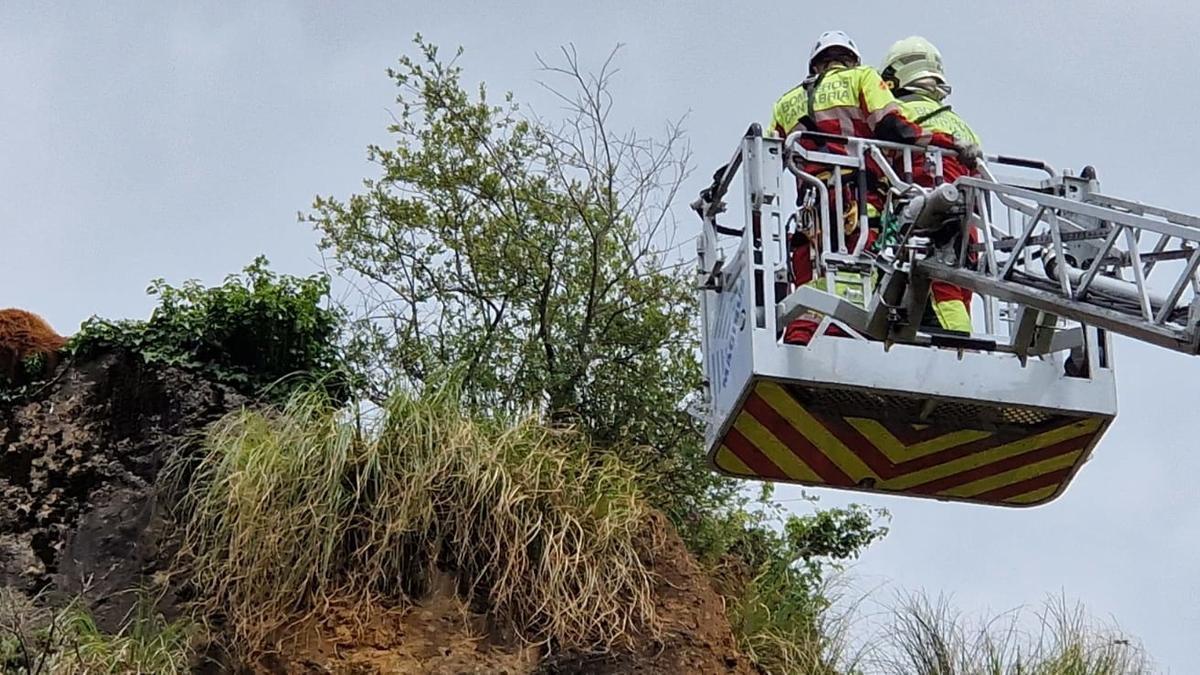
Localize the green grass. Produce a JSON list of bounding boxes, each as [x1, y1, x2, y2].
[[731, 569, 859, 675], [170, 380, 662, 659], [0, 589, 195, 675]]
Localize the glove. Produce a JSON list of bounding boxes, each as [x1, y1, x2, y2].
[[953, 141, 983, 170]]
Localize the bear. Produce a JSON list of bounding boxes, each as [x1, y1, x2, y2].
[[0, 308, 68, 387]]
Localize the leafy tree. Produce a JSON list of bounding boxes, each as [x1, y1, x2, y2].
[[306, 37, 717, 516], [305, 40, 889, 669]]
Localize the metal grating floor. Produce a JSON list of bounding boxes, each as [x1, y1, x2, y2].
[[785, 382, 1061, 430]]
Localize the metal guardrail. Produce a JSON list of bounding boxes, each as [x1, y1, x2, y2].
[[695, 126, 1200, 358]]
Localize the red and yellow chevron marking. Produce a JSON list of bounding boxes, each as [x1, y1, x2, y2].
[[712, 380, 1109, 507]]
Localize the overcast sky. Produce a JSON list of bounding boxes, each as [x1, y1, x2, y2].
[[2, 2, 1196, 670]]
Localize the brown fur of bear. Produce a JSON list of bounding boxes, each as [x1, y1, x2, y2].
[[0, 308, 68, 386]]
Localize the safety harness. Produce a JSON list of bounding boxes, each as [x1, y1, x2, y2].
[[900, 91, 952, 124]]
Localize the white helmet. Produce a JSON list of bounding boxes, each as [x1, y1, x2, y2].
[[811, 30, 859, 73], [808, 30, 861, 74]]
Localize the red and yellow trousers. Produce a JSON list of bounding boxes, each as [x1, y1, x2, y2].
[[928, 280, 972, 333], [926, 225, 979, 333]]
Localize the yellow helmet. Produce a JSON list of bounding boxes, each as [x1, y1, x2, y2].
[[880, 36, 947, 92]]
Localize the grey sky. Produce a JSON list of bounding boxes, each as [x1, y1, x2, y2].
[[2, 2, 1196, 670]]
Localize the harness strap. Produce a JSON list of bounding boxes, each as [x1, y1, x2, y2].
[[900, 92, 953, 127], [913, 104, 953, 126], [801, 71, 830, 140]]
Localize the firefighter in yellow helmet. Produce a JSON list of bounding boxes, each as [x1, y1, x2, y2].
[[880, 35, 981, 333], [880, 36, 981, 183]]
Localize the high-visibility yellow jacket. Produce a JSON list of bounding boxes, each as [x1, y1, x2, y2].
[[770, 66, 958, 221], [769, 65, 955, 151], [896, 92, 980, 183]]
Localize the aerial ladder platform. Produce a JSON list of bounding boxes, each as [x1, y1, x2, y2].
[[693, 125, 1200, 507]]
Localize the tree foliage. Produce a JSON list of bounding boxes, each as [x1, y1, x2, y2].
[[307, 36, 716, 514]]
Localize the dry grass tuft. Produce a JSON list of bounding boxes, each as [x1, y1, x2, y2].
[[870, 591, 1154, 675], [171, 381, 661, 659]]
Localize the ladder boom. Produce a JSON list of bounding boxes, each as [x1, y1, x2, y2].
[[933, 174, 1200, 355], [763, 130, 1200, 358]]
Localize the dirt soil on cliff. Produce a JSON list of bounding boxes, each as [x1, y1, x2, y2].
[[539, 511, 754, 675], [261, 512, 752, 675], [258, 573, 539, 675], [1, 353, 754, 674]]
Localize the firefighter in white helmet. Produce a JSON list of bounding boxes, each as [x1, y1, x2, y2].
[[880, 35, 981, 333]]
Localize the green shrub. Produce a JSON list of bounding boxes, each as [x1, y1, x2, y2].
[[71, 256, 350, 401], [54, 601, 195, 675], [679, 485, 887, 674]]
